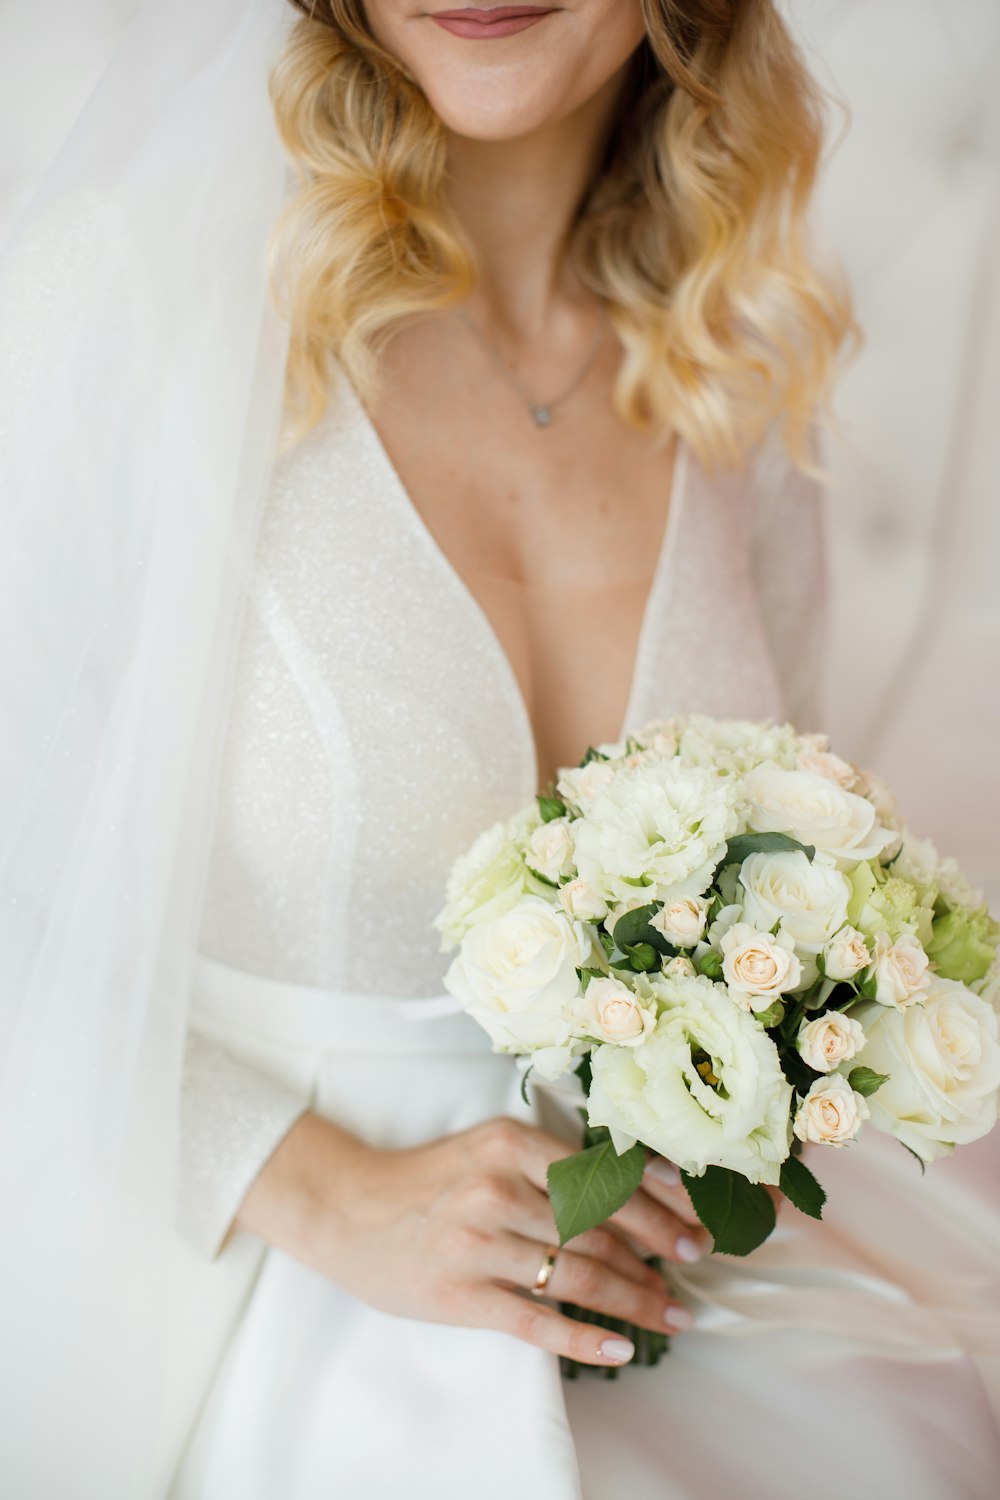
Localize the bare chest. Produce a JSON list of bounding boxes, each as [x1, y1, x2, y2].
[[367, 327, 680, 791]]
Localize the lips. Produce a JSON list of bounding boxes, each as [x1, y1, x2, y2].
[[429, 5, 557, 39]]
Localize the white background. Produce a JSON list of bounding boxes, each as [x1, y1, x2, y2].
[[2, 0, 998, 900]]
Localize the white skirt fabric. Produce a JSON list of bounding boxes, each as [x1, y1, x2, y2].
[[156, 957, 1000, 1500]]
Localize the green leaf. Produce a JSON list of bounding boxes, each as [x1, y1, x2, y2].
[[519, 1065, 533, 1106], [857, 969, 879, 1001], [598, 928, 615, 960], [722, 833, 816, 866], [547, 1141, 646, 1245], [537, 794, 567, 824], [525, 864, 559, 889], [612, 903, 671, 955], [848, 1066, 889, 1098], [580, 746, 608, 767], [622, 941, 658, 971], [680, 1166, 776, 1256], [778, 1155, 826, 1220]]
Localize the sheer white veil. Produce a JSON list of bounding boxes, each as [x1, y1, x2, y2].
[[0, 1, 296, 1492]]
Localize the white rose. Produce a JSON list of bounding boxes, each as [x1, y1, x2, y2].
[[868, 930, 930, 1009], [852, 979, 1000, 1162], [573, 759, 742, 907], [796, 1011, 866, 1073], [558, 878, 608, 922], [556, 759, 617, 811], [525, 818, 576, 883], [651, 895, 709, 948], [742, 763, 896, 869], [793, 1074, 869, 1145], [738, 850, 852, 956], [822, 925, 871, 981], [720, 923, 803, 1011], [435, 806, 539, 949], [587, 972, 792, 1185], [578, 976, 656, 1047], [444, 896, 596, 1056], [663, 955, 697, 978]]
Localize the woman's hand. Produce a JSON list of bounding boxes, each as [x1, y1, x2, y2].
[[235, 1111, 710, 1368]]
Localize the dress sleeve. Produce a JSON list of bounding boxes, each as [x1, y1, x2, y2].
[[177, 1025, 310, 1260], [749, 416, 830, 734]]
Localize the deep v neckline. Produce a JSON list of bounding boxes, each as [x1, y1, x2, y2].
[[338, 373, 691, 797]]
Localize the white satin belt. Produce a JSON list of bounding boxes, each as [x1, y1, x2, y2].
[[189, 953, 1000, 1360]]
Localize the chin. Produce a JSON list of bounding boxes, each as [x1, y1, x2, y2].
[[366, 2, 646, 142]]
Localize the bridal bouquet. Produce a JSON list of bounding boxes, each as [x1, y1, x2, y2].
[[434, 715, 1000, 1270]]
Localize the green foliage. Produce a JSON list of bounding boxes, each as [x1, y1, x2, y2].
[[548, 1140, 647, 1245], [612, 903, 673, 956], [779, 1156, 826, 1219], [537, 793, 567, 824], [847, 1066, 889, 1098], [721, 832, 816, 866], [680, 1166, 776, 1256]]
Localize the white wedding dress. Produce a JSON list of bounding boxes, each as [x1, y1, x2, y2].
[[155, 372, 1000, 1499]]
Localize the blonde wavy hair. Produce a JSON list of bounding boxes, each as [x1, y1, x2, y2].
[[269, 0, 861, 477]]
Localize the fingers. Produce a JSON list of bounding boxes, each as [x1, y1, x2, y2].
[[639, 1156, 704, 1227], [467, 1118, 711, 1267], [473, 1285, 641, 1368], [490, 1234, 695, 1336]]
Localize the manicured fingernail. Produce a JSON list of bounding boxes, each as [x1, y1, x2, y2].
[[675, 1236, 702, 1264], [663, 1304, 695, 1331], [599, 1337, 635, 1363], [645, 1157, 681, 1187]]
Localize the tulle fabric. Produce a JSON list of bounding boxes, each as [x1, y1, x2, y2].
[[0, 3, 296, 1494]]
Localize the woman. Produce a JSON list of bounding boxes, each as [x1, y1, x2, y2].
[[1, 2, 998, 1497]]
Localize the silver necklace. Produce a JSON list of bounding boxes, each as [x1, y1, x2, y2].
[[457, 306, 606, 428]]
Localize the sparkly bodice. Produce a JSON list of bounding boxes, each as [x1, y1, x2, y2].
[[194, 376, 826, 999]]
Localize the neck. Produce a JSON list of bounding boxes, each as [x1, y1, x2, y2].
[[442, 64, 629, 337]]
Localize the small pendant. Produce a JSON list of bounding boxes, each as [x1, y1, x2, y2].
[[532, 405, 552, 428]]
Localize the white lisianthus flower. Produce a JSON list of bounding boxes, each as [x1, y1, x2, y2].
[[796, 1011, 866, 1073], [434, 806, 540, 949], [868, 930, 930, 1009], [934, 856, 986, 912], [662, 955, 697, 978], [793, 1075, 869, 1146], [573, 759, 742, 907], [720, 923, 802, 1010], [739, 850, 852, 956], [558, 878, 608, 922], [890, 833, 940, 893], [741, 763, 896, 870], [525, 818, 576, 884], [632, 717, 680, 757], [675, 714, 800, 776], [651, 894, 709, 948], [852, 978, 1000, 1162], [444, 896, 597, 1059], [823, 925, 871, 981], [586, 972, 793, 1185], [578, 975, 657, 1047], [556, 759, 617, 812]]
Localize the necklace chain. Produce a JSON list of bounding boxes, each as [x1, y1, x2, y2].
[[457, 306, 607, 429]]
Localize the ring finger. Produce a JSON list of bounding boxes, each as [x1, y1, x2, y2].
[[491, 1234, 694, 1334]]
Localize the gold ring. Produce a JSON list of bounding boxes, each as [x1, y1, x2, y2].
[[529, 1245, 560, 1297]]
